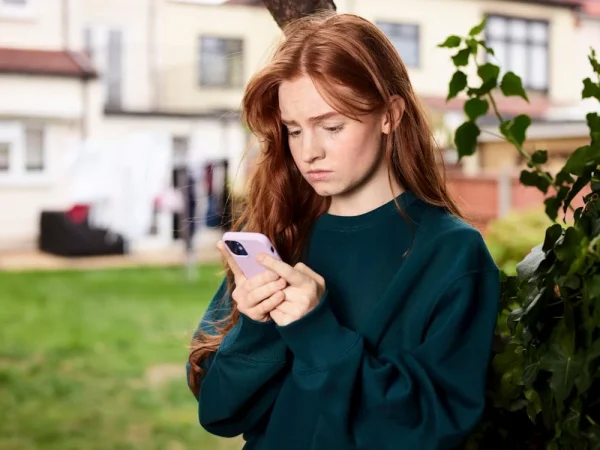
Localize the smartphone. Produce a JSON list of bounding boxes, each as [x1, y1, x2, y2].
[[222, 231, 282, 279]]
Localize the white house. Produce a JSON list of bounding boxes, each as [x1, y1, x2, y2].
[[0, 0, 249, 252]]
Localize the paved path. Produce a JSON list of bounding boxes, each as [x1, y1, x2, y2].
[[0, 230, 223, 272]]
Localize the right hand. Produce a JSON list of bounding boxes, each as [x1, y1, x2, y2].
[[217, 240, 287, 322]]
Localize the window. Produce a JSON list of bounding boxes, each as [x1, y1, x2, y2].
[[172, 136, 189, 168], [377, 22, 420, 68], [0, 142, 9, 172], [106, 29, 123, 108], [485, 15, 549, 92], [25, 127, 44, 172], [83, 26, 123, 109], [0, 122, 46, 181], [199, 36, 244, 87], [83, 27, 94, 60]]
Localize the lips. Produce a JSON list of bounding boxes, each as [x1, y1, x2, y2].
[[306, 170, 332, 181]]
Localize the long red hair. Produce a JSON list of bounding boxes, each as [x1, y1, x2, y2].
[[188, 12, 464, 396]]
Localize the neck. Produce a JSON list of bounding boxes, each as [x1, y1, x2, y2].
[[328, 162, 404, 217]]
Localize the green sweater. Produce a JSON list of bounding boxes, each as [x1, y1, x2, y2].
[[188, 190, 500, 449]]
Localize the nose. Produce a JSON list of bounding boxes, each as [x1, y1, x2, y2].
[[301, 133, 325, 164]]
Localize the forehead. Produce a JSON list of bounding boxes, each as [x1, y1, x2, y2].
[[278, 75, 334, 120]]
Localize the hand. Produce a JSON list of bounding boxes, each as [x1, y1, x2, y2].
[[257, 254, 326, 327], [217, 241, 287, 322]]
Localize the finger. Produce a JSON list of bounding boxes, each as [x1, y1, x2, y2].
[[253, 290, 286, 316], [217, 241, 246, 282], [257, 254, 305, 286], [293, 262, 324, 284], [269, 307, 289, 325], [246, 269, 280, 291], [247, 277, 287, 307], [271, 299, 297, 316]]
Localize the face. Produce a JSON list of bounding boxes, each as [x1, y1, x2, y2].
[[278, 75, 389, 201]]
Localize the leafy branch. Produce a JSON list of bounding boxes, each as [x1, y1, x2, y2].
[[438, 17, 600, 222], [440, 18, 600, 450]]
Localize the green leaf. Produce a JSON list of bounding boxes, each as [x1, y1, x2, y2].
[[500, 72, 529, 102], [465, 38, 478, 54], [589, 275, 600, 299], [555, 171, 574, 185], [563, 145, 600, 176], [500, 115, 531, 147], [477, 40, 495, 56], [545, 196, 561, 221], [563, 170, 592, 213], [469, 78, 497, 97], [454, 121, 480, 159], [438, 35, 462, 48], [589, 47, 600, 75], [520, 170, 550, 194], [477, 63, 500, 84], [524, 388, 542, 423], [539, 322, 581, 411], [582, 78, 600, 101], [543, 224, 564, 251], [447, 70, 467, 100], [555, 227, 588, 273], [516, 243, 545, 280], [531, 150, 548, 165], [469, 16, 487, 36], [452, 48, 471, 67], [464, 98, 489, 121], [511, 115, 531, 147], [588, 112, 600, 145]]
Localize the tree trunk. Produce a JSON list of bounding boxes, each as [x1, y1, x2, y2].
[[262, 0, 336, 29]]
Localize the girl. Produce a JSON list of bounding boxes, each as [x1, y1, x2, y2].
[[187, 12, 499, 450]]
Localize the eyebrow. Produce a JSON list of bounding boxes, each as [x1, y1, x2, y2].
[[281, 111, 341, 126]]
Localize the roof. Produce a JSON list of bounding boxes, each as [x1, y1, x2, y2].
[[224, 0, 600, 16], [580, 0, 600, 16], [0, 48, 97, 79], [223, 0, 263, 5]]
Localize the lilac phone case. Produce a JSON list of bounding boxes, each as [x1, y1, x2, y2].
[[222, 231, 282, 279]]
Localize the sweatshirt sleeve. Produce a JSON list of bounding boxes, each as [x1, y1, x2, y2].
[[276, 269, 500, 450], [187, 278, 290, 438]]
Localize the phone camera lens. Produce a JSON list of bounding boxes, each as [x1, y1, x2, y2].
[[224, 240, 248, 256]]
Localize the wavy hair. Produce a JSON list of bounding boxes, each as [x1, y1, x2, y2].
[[188, 12, 464, 396]]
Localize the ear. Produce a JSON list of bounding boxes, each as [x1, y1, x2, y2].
[[381, 95, 406, 135]]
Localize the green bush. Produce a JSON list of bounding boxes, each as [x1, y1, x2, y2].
[[441, 18, 600, 449]]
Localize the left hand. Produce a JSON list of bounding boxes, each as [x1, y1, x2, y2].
[[257, 254, 326, 327]]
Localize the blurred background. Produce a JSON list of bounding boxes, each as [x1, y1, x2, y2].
[[0, 0, 598, 449]]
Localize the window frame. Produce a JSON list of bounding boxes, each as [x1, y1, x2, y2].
[[484, 13, 550, 94], [0, 121, 50, 186], [198, 35, 245, 88], [375, 21, 421, 69]]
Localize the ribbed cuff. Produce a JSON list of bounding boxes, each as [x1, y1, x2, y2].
[[276, 291, 360, 371], [219, 313, 288, 363]]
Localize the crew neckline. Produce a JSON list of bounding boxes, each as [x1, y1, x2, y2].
[[316, 190, 419, 231]]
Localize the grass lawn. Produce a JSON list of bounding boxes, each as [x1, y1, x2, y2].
[[0, 264, 244, 450]]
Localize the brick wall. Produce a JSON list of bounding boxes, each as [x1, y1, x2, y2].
[[446, 173, 589, 233]]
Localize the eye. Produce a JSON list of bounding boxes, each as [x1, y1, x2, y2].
[[324, 125, 344, 134], [288, 129, 301, 138]]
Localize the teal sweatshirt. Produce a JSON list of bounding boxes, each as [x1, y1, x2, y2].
[[188, 190, 500, 449]]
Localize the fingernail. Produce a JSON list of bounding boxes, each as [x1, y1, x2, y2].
[[257, 254, 265, 262]]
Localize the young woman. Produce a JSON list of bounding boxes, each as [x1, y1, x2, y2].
[[187, 12, 499, 450]]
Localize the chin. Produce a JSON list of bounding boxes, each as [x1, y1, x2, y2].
[[310, 183, 346, 198]]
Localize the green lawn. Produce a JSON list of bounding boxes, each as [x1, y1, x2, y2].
[[0, 265, 243, 450]]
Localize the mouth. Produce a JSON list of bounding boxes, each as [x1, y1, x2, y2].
[[306, 170, 332, 181]]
